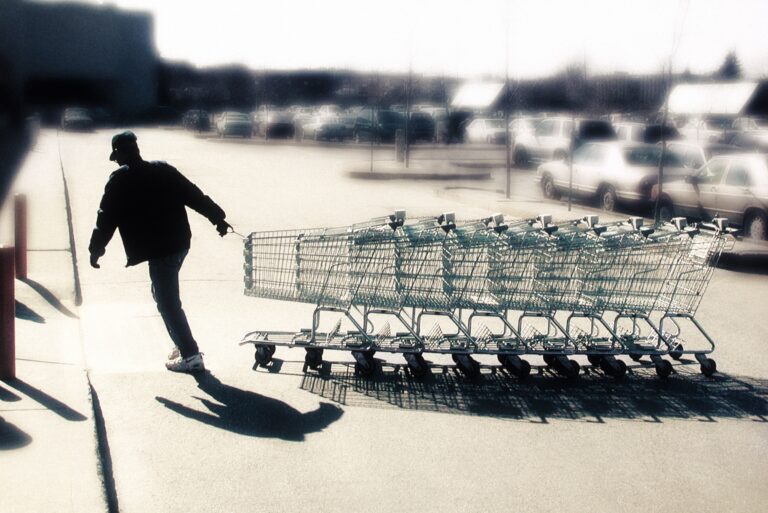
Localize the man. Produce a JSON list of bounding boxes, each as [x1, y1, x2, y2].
[[89, 131, 231, 373]]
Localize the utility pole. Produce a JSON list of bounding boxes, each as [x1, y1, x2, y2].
[[504, 1, 512, 199]]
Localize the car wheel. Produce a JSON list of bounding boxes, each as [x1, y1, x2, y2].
[[542, 175, 560, 200], [745, 211, 768, 240], [658, 200, 675, 223], [599, 185, 617, 212]]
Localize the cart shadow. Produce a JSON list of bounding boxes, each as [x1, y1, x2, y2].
[[155, 371, 343, 441], [295, 361, 768, 424]]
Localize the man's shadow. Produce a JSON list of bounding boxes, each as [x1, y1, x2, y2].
[[155, 372, 343, 442]]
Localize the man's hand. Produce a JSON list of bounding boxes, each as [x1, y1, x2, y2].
[[216, 220, 232, 237], [90, 253, 101, 269]]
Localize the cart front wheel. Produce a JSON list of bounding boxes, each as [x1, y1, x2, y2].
[[655, 359, 673, 378], [669, 343, 684, 360], [255, 345, 273, 366], [700, 358, 717, 377], [305, 348, 323, 370], [630, 353, 643, 362], [588, 354, 602, 366]]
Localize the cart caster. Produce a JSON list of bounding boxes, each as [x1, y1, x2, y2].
[[599, 357, 626, 378], [700, 358, 717, 377], [669, 343, 684, 361], [552, 356, 579, 378], [568, 360, 581, 378], [654, 359, 673, 378], [404, 353, 429, 378], [255, 345, 273, 366], [543, 354, 557, 366], [587, 354, 602, 366], [352, 351, 376, 378], [304, 348, 324, 370], [454, 354, 481, 378], [629, 353, 643, 362], [603, 359, 627, 378], [501, 355, 531, 379]]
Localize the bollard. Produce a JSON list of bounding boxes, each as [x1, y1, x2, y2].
[[0, 246, 15, 379], [14, 193, 27, 280]]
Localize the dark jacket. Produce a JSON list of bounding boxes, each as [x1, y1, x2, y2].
[[88, 160, 226, 266]]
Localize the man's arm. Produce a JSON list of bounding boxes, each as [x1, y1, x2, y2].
[[88, 173, 121, 268], [167, 166, 230, 235]]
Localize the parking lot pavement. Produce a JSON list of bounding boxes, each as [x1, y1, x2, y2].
[[10, 128, 768, 512]]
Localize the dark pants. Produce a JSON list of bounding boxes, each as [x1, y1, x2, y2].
[[148, 250, 199, 358]]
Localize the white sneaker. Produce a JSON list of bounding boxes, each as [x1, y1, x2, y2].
[[165, 352, 205, 373], [168, 347, 180, 360]]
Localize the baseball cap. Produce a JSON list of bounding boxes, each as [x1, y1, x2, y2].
[[109, 131, 138, 161]]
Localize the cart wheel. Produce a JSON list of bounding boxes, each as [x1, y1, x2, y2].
[[455, 354, 481, 378], [497, 354, 508, 365], [612, 359, 627, 379], [255, 345, 272, 366], [587, 355, 602, 366], [543, 354, 557, 366], [304, 348, 323, 370], [655, 359, 673, 378], [630, 353, 643, 362], [451, 353, 460, 364], [405, 353, 429, 378], [267, 344, 277, 356], [352, 351, 376, 378], [700, 358, 717, 377], [355, 360, 375, 378], [502, 356, 531, 379], [568, 360, 581, 378], [669, 343, 684, 361]]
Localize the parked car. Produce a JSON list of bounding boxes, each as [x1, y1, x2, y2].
[[408, 111, 436, 142], [300, 115, 346, 141], [656, 154, 768, 239], [536, 142, 688, 211], [352, 110, 406, 143], [679, 116, 732, 143], [61, 107, 93, 131], [514, 117, 617, 167], [182, 109, 210, 132], [464, 118, 507, 144], [216, 111, 252, 138], [665, 140, 742, 171], [614, 122, 645, 143], [729, 130, 768, 153], [256, 111, 294, 139]]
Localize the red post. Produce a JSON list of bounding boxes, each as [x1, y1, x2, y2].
[[14, 193, 27, 280], [0, 246, 15, 379]]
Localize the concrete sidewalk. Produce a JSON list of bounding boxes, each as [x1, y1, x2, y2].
[[0, 131, 107, 513]]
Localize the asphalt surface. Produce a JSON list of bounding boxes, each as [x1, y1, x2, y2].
[[4, 128, 768, 513]]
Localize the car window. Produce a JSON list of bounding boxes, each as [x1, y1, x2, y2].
[[617, 127, 628, 140], [725, 163, 752, 186], [697, 159, 728, 185], [536, 119, 557, 136]]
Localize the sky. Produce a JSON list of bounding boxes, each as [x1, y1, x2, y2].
[[74, 0, 768, 78]]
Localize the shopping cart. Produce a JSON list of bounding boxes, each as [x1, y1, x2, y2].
[[240, 211, 732, 379]]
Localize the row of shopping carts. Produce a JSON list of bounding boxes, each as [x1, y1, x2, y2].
[[240, 211, 732, 379]]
